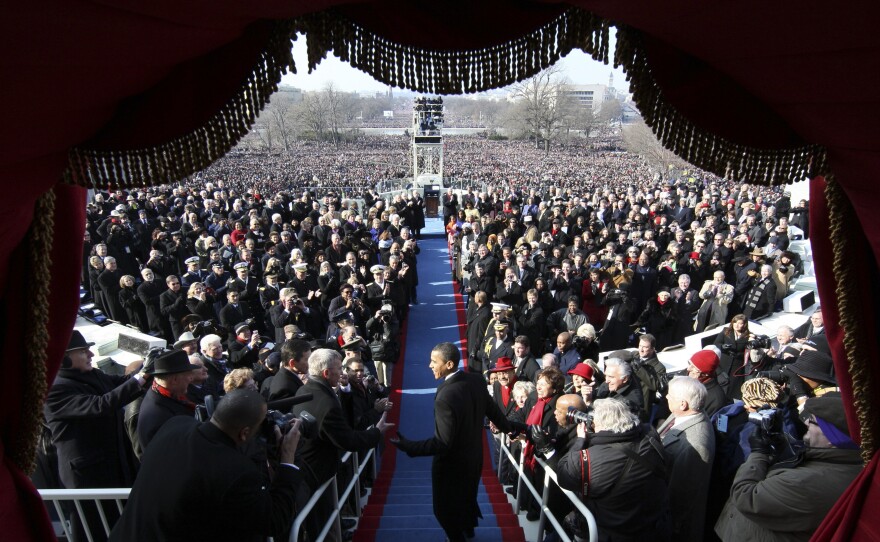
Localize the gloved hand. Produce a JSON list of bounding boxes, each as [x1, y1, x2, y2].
[[529, 425, 556, 456], [748, 428, 773, 456]]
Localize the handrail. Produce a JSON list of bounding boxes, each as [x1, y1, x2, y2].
[[39, 447, 379, 542], [497, 436, 598, 542], [39, 488, 131, 542], [289, 448, 375, 542]]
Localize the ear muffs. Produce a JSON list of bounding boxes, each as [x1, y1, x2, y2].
[[61, 355, 72, 369]]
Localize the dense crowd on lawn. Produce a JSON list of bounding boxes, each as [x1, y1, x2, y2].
[[56, 132, 843, 542]]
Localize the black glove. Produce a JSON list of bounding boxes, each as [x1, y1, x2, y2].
[[529, 425, 556, 456], [748, 428, 773, 456]]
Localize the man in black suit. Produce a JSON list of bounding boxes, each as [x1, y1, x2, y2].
[[392, 342, 514, 541], [159, 274, 189, 341], [291, 349, 393, 540], [44, 330, 147, 541], [265, 338, 312, 402], [442, 188, 458, 224], [110, 389, 304, 542], [218, 288, 251, 333]]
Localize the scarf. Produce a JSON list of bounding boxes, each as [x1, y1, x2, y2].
[[151, 380, 196, 412], [500, 377, 516, 407], [523, 396, 551, 470]]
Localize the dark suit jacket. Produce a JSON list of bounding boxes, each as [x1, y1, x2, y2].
[[218, 302, 251, 332], [109, 417, 301, 542], [137, 388, 195, 452], [267, 368, 305, 403], [401, 371, 513, 535], [291, 377, 381, 488], [44, 369, 143, 488], [228, 339, 259, 369]]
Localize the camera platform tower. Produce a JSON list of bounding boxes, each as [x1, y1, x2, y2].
[[411, 97, 444, 187]]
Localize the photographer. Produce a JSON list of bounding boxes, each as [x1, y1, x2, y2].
[[227, 321, 262, 369], [715, 395, 861, 542], [366, 304, 400, 386], [110, 389, 304, 541], [556, 398, 671, 542]]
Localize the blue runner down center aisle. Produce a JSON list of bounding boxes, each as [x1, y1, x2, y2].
[[355, 219, 525, 542]]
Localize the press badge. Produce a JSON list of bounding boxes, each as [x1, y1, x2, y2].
[[716, 414, 729, 433]]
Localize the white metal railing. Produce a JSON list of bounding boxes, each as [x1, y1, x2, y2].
[[289, 448, 376, 542], [497, 436, 598, 542], [38, 447, 377, 542], [38, 488, 130, 542]]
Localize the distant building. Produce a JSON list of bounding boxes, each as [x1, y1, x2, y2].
[[276, 85, 303, 103], [564, 84, 608, 110]]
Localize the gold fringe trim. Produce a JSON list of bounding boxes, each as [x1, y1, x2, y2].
[[826, 177, 877, 463], [294, 8, 610, 95], [9, 188, 56, 474], [60, 8, 829, 189], [612, 25, 830, 186], [63, 21, 299, 190]]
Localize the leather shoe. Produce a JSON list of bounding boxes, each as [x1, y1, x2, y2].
[[340, 518, 357, 530], [505, 485, 517, 497], [526, 509, 540, 521]]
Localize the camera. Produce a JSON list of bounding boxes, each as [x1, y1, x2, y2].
[[747, 408, 782, 435], [265, 409, 317, 439], [756, 370, 789, 385], [748, 335, 772, 349], [720, 343, 736, 353], [566, 406, 594, 430]]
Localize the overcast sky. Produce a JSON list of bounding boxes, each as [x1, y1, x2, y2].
[[281, 32, 629, 95]]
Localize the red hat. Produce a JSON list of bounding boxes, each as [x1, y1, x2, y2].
[[690, 350, 720, 374], [689, 251, 701, 260], [567, 363, 594, 380], [488, 357, 515, 373]]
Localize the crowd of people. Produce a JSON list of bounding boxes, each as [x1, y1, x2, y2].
[[441, 175, 842, 542], [41, 131, 836, 542], [187, 134, 651, 199]]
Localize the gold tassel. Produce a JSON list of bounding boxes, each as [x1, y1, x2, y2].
[[825, 177, 877, 463], [9, 188, 56, 474]]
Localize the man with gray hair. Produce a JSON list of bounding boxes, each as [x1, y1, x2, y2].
[[556, 398, 671, 540], [658, 376, 715, 541], [292, 349, 394, 541], [595, 358, 646, 420]]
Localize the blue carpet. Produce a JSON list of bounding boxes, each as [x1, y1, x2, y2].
[[356, 218, 524, 541]]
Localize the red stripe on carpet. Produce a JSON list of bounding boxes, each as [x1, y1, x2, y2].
[[352, 318, 410, 542], [450, 253, 526, 542]]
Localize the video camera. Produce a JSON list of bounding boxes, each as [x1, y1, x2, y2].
[[747, 408, 783, 436]]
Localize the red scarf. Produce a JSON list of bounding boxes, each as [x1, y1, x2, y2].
[[523, 396, 551, 470], [499, 377, 516, 407], [151, 380, 196, 412]]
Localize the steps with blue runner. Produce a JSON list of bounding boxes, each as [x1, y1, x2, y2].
[[354, 219, 525, 542]]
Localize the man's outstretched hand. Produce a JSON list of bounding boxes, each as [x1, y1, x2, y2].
[[389, 430, 413, 453]]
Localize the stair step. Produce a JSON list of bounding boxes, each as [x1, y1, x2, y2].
[[362, 503, 494, 517], [377, 492, 507, 505], [353, 526, 526, 542], [359, 514, 499, 529]]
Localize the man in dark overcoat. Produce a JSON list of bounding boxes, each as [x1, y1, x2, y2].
[[392, 342, 513, 542], [44, 330, 147, 541]]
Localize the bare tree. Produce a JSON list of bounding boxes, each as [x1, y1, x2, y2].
[[296, 92, 329, 141], [323, 82, 356, 148], [507, 65, 576, 152], [622, 119, 686, 173]]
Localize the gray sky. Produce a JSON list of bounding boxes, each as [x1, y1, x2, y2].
[[281, 32, 629, 94]]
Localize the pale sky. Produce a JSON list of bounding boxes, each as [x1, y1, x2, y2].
[[281, 32, 629, 95]]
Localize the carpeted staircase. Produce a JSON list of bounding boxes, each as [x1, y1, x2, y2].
[[354, 220, 526, 542]]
